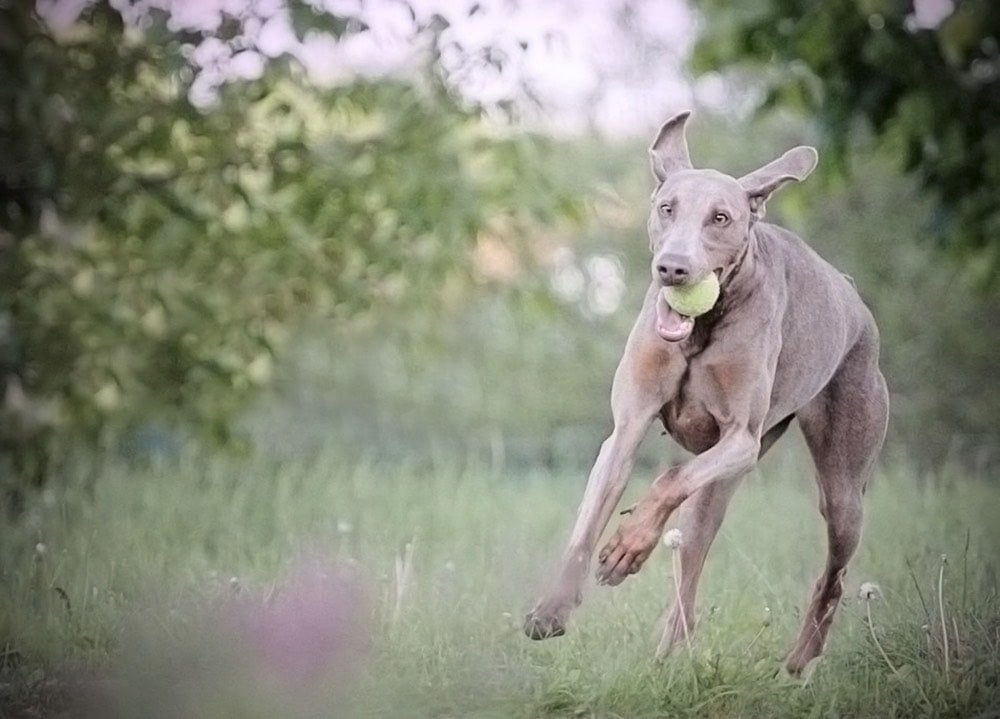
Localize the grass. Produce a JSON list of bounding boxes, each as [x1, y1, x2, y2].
[[1, 446, 999, 717]]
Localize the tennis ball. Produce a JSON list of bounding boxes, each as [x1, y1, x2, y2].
[[661, 273, 720, 317]]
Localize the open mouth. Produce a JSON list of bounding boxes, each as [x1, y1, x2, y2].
[[654, 291, 694, 343], [653, 268, 723, 343]]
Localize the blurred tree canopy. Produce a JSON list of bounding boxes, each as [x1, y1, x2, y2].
[[0, 1, 575, 502], [694, 0, 1000, 280], [255, 126, 1000, 476]]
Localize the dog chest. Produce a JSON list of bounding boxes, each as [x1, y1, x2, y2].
[[661, 396, 720, 454]]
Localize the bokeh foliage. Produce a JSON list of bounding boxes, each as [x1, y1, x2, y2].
[[4, 0, 999, 505], [0, 2, 574, 500], [255, 116, 1000, 474], [693, 0, 1000, 280]]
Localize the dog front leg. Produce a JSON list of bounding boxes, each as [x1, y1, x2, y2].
[[523, 337, 672, 640], [596, 428, 759, 586], [524, 418, 651, 639]]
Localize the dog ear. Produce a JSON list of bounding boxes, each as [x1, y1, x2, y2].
[[649, 111, 693, 182], [738, 146, 818, 220]]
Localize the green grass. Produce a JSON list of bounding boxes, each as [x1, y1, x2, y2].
[[2, 447, 999, 717]]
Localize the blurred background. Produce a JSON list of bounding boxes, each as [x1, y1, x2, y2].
[[2, 0, 999, 509]]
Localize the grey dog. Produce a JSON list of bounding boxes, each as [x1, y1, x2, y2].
[[525, 111, 889, 674]]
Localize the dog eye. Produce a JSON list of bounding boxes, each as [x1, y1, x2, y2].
[[658, 203, 673, 217], [713, 212, 730, 225]]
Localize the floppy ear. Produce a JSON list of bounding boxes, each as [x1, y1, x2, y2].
[[738, 146, 818, 220], [649, 111, 693, 182]]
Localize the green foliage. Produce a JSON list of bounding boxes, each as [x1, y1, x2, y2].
[[0, 2, 574, 497], [693, 0, 1000, 279], [247, 123, 1000, 471]]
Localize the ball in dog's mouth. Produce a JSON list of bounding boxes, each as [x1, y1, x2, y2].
[[654, 273, 720, 343]]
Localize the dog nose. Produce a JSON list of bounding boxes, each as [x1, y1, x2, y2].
[[656, 259, 690, 285]]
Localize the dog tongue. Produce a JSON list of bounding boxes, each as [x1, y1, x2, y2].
[[655, 292, 694, 342]]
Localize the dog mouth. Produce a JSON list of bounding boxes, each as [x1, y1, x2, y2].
[[654, 291, 694, 343], [654, 267, 724, 343]]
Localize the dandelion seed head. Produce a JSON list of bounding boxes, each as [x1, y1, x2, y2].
[[662, 528, 683, 550], [859, 581, 882, 600], [34, 542, 47, 556]]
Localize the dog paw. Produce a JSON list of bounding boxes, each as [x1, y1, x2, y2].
[[595, 525, 658, 586], [523, 606, 569, 640], [784, 645, 822, 677]]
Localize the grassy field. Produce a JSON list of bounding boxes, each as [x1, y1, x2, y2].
[[2, 445, 999, 718]]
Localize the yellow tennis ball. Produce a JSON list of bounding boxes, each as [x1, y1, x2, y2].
[[661, 273, 720, 317]]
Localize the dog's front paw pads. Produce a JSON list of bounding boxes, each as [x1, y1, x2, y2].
[[596, 529, 654, 586]]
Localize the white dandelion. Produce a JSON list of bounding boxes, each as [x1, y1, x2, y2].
[[662, 528, 683, 550], [858, 581, 882, 600]]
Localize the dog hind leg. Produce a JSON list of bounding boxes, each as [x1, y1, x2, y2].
[[785, 336, 888, 674]]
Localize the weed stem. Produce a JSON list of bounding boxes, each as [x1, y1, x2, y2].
[[938, 555, 950, 676], [864, 599, 897, 674]]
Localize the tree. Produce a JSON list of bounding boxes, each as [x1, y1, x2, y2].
[[0, 2, 573, 505], [693, 0, 1000, 280]]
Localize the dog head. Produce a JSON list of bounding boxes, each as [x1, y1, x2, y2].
[[646, 111, 818, 289]]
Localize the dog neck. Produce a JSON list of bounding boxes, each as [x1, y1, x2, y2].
[[718, 225, 759, 291]]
